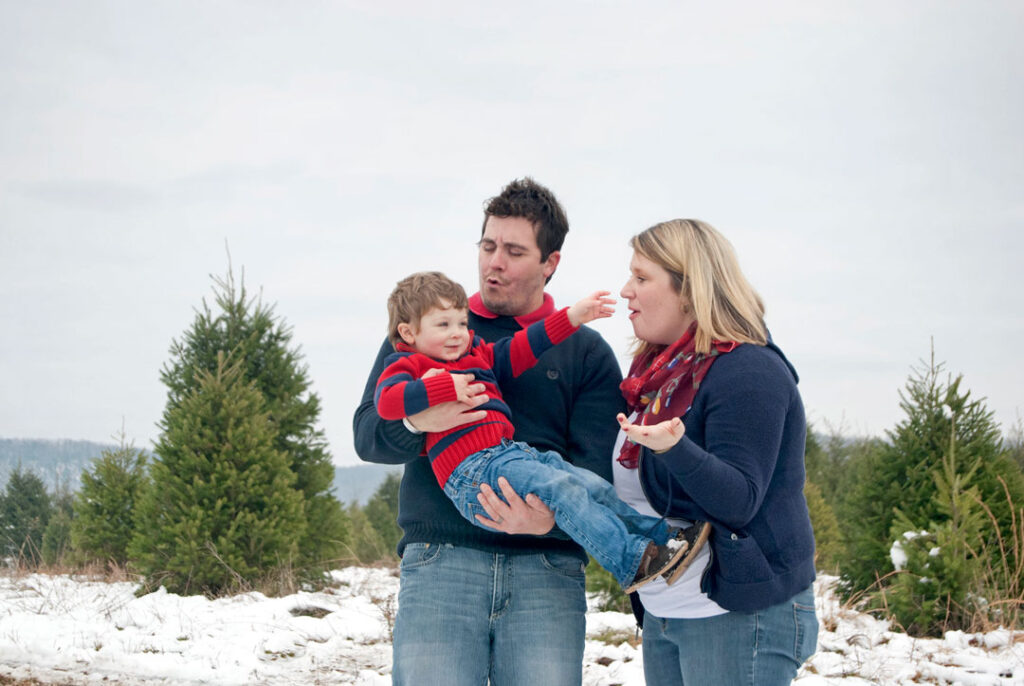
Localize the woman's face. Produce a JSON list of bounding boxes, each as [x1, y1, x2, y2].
[[621, 251, 695, 346]]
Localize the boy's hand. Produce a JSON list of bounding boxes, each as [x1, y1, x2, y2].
[[567, 290, 615, 327], [451, 372, 486, 404], [616, 412, 685, 453]]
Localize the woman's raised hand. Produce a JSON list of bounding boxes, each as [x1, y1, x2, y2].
[[616, 412, 686, 453]]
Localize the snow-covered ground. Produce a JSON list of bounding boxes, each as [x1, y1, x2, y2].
[[0, 568, 1021, 685]]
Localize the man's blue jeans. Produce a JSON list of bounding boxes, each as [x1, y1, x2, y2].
[[392, 542, 587, 686], [640, 585, 819, 685], [443, 439, 670, 587]]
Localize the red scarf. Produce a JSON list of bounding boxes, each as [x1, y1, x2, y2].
[[617, 323, 738, 469]]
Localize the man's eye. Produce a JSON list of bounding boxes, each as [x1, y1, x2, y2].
[[480, 243, 495, 252], [509, 251, 524, 258]]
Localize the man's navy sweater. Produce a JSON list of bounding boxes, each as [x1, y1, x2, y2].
[[353, 298, 625, 559]]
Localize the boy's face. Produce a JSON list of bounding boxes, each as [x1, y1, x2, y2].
[[398, 301, 471, 361]]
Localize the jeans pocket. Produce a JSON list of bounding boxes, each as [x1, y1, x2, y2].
[[540, 550, 587, 577], [400, 542, 443, 570], [793, 591, 819, 663]]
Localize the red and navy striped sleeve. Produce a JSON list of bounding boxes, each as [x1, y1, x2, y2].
[[374, 354, 459, 420], [491, 307, 578, 381]]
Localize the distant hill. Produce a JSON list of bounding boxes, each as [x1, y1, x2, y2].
[[331, 463, 402, 506], [0, 438, 400, 506], [0, 438, 117, 491]]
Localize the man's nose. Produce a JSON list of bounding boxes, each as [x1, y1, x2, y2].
[[486, 250, 507, 270]]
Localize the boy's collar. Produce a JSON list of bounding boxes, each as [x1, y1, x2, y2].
[[468, 292, 555, 328]]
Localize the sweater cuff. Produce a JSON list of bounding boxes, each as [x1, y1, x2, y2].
[[544, 307, 578, 345], [422, 372, 458, 405]]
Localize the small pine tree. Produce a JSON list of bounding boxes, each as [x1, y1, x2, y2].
[[363, 473, 401, 560], [839, 346, 1024, 632], [71, 434, 148, 567], [884, 412, 988, 636], [160, 265, 346, 569], [345, 504, 391, 565], [0, 466, 52, 566], [1005, 414, 1024, 473], [805, 480, 843, 573], [41, 486, 74, 566], [130, 354, 305, 596], [586, 557, 631, 613]]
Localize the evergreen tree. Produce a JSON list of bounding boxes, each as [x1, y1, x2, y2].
[[0, 466, 51, 566], [130, 354, 305, 596], [345, 504, 391, 565], [804, 480, 843, 573], [885, 430, 987, 636], [160, 265, 346, 569], [840, 348, 1024, 618], [1006, 414, 1024, 473], [363, 472, 401, 560], [41, 486, 74, 566], [585, 557, 631, 613], [71, 435, 148, 567]]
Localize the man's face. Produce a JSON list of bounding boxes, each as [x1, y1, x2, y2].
[[477, 215, 560, 317]]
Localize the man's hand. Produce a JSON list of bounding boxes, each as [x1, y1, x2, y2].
[[475, 477, 555, 535], [567, 290, 615, 327], [407, 369, 488, 432], [407, 398, 488, 433], [616, 412, 685, 453]]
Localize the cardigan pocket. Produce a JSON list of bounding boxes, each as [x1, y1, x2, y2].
[[712, 529, 773, 585]]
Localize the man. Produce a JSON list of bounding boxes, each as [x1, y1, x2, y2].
[[353, 178, 624, 685]]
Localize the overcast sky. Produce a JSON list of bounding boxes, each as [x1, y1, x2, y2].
[[2, 1, 1022, 466]]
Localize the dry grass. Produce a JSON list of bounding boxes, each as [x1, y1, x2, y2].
[[0, 676, 61, 685]]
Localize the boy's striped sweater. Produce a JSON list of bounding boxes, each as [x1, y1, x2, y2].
[[374, 307, 577, 487]]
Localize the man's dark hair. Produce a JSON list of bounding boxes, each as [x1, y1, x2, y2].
[[482, 177, 569, 262]]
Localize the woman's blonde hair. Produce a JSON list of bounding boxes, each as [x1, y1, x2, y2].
[[629, 219, 767, 357]]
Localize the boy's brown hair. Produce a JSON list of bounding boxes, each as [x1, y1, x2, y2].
[[386, 271, 469, 347]]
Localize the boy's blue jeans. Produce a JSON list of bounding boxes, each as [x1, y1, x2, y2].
[[443, 439, 670, 587]]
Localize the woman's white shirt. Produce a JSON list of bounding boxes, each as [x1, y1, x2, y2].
[[611, 413, 726, 619]]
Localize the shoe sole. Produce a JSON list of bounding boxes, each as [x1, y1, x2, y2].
[[623, 537, 693, 594], [663, 522, 711, 585]]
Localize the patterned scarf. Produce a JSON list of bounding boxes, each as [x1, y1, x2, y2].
[[617, 323, 738, 469]]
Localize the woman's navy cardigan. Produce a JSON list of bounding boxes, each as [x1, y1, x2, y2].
[[636, 340, 816, 613]]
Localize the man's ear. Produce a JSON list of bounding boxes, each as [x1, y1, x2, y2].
[[542, 250, 561, 280], [397, 322, 416, 345]]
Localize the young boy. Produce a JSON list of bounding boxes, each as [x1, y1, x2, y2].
[[375, 271, 704, 592]]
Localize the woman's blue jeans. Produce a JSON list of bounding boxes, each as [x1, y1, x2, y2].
[[640, 585, 819, 685], [393, 542, 588, 686], [443, 439, 670, 587]]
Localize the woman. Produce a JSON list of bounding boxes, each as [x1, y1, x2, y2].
[[613, 218, 818, 684], [477, 218, 818, 684]]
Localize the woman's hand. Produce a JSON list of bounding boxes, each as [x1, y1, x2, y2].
[[475, 477, 555, 535], [616, 412, 685, 453]]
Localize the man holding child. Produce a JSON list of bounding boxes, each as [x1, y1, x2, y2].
[[352, 178, 624, 686]]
